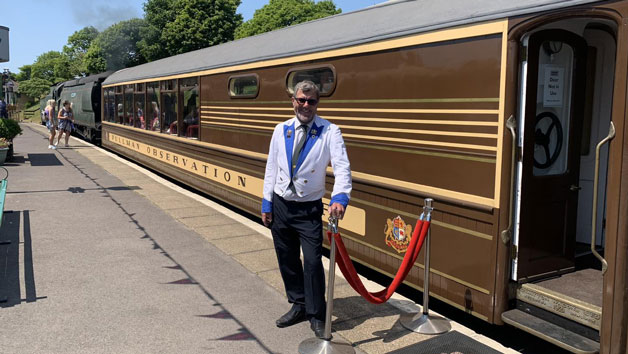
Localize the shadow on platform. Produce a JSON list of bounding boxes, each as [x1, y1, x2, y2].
[[27, 153, 63, 166], [0, 210, 46, 307]]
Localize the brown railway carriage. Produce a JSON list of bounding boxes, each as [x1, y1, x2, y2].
[[101, 1, 628, 352]]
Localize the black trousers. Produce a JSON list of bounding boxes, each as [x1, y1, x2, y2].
[[271, 193, 325, 320]]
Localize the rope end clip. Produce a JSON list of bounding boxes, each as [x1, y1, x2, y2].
[[328, 215, 339, 234], [423, 198, 434, 221]]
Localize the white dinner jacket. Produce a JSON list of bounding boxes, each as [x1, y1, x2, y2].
[[262, 115, 351, 212]]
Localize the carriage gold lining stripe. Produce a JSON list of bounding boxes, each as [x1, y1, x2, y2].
[[201, 120, 497, 151], [202, 97, 500, 105], [201, 115, 498, 138], [202, 105, 499, 115], [201, 110, 500, 126], [351, 196, 494, 241], [205, 125, 496, 163]]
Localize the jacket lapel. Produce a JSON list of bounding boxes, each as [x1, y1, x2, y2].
[[283, 122, 296, 178]]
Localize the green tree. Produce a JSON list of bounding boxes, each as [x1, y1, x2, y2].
[[139, 0, 177, 61], [63, 26, 99, 76], [15, 65, 31, 81], [87, 18, 146, 72], [234, 0, 340, 39], [139, 0, 242, 61], [17, 78, 51, 101], [162, 0, 242, 55], [84, 43, 108, 74], [30, 51, 72, 83]]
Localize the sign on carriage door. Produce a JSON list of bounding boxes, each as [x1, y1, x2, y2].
[[514, 30, 588, 281]]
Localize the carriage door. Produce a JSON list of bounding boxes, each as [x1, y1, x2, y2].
[[517, 30, 587, 281]]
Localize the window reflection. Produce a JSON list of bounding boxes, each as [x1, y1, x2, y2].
[[287, 67, 335, 96], [124, 85, 133, 126], [161, 80, 178, 135], [180, 77, 199, 139], [135, 83, 145, 129], [229, 75, 258, 98], [147, 82, 160, 131], [115, 86, 124, 124]]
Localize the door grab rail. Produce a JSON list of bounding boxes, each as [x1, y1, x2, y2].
[[591, 121, 615, 274], [501, 115, 517, 245]]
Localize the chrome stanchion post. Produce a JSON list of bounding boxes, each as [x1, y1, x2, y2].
[[400, 198, 451, 334], [298, 216, 355, 354]]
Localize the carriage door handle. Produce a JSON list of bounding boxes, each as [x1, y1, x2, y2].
[[591, 121, 615, 275], [570, 184, 582, 191]]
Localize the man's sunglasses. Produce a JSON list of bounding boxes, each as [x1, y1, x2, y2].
[[295, 97, 318, 105]]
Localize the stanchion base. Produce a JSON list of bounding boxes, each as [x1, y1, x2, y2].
[[400, 312, 451, 334], [298, 336, 355, 354]]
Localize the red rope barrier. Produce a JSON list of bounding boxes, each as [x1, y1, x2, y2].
[[328, 219, 430, 304]]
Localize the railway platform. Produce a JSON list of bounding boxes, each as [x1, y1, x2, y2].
[[0, 123, 519, 353]]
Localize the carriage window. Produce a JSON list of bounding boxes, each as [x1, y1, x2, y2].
[[286, 66, 335, 96], [180, 77, 199, 139], [228, 75, 258, 98], [134, 83, 146, 129], [115, 86, 124, 125], [124, 84, 133, 126], [147, 82, 160, 131], [103, 89, 109, 122], [160, 80, 178, 135], [106, 88, 115, 123]]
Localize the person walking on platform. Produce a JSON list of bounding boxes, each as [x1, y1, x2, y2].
[[56, 100, 74, 147], [0, 98, 8, 119], [261, 80, 352, 338], [44, 99, 57, 149]]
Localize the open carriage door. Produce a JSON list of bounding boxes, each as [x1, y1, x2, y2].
[[515, 30, 588, 281]]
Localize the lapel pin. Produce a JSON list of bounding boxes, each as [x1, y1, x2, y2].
[[287, 129, 292, 138]]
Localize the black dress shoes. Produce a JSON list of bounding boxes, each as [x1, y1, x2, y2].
[[276, 305, 306, 328], [310, 319, 326, 339]]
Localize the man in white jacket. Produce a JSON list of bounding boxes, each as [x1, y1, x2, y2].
[[261, 80, 352, 338]]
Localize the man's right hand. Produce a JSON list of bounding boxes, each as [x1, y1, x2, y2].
[[262, 212, 273, 227]]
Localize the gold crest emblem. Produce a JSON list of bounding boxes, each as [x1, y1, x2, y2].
[[384, 216, 412, 253], [287, 129, 292, 138]]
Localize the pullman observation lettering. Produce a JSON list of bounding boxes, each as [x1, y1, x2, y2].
[[108, 133, 249, 191]]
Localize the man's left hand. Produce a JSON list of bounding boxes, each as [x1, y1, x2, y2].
[[329, 203, 345, 219]]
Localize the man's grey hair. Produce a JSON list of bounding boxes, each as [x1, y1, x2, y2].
[[294, 80, 320, 99]]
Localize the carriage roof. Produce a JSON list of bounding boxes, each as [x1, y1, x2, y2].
[[103, 0, 600, 85]]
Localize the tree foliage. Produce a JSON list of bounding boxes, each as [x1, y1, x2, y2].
[[234, 0, 340, 39], [30, 51, 72, 83], [63, 26, 99, 76], [139, 0, 242, 61], [17, 78, 51, 101], [85, 18, 146, 72], [15, 65, 32, 81], [164, 0, 242, 55], [84, 43, 108, 74], [138, 0, 177, 61]]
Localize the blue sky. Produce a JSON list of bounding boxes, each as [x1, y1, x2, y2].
[[1, 0, 387, 74]]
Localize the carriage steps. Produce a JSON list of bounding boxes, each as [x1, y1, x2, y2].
[[502, 274, 602, 354]]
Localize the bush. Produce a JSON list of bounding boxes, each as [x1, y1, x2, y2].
[[0, 119, 23, 140]]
